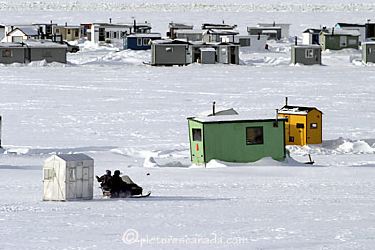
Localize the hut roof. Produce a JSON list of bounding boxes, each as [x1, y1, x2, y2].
[[56, 154, 93, 162], [278, 105, 321, 115]]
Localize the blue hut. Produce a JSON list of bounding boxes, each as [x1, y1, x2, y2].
[[124, 33, 161, 50]]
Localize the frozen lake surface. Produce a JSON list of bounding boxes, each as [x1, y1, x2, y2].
[[1, 2, 375, 249]]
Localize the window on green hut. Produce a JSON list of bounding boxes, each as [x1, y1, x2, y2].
[[246, 127, 264, 145], [192, 129, 202, 141]]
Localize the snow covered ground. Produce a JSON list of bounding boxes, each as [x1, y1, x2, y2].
[[1, 1, 375, 249]]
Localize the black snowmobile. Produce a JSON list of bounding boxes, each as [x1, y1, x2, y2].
[[99, 175, 151, 198]]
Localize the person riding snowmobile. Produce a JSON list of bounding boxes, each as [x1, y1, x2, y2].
[[96, 170, 112, 192], [110, 170, 129, 198]]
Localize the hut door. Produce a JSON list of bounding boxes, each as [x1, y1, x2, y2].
[[68, 167, 77, 199], [296, 123, 305, 145], [191, 128, 204, 164], [82, 167, 89, 198], [75, 165, 83, 199]]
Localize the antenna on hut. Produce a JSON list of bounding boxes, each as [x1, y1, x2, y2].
[[274, 109, 279, 127], [294, 36, 298, 45], [285, 96, 288, 106], [212, 101, 216, 116], [109, 18, 112, 24]]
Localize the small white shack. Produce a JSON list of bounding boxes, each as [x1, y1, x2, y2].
[[200, 48, 216, 64], [43, 154, 94, 201]]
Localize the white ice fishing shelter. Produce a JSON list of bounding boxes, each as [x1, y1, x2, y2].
[[43, 154, 94, 201]]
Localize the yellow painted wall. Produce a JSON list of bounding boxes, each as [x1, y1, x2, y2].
[[278, 108, 322, 146], [278, 114, 307, 146], [306, 109, 322, 144]]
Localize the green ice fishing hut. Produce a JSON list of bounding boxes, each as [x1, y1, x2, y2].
[[187, 107, 287, 165]]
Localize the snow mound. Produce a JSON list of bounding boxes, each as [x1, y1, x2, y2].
[[192, 156, 307, 168], [288, 138, 375, 156], [241, 56, 290, 66], [76, 50, 150, 66], [0, 60, 67, 67], [2, 145, 115, 156]]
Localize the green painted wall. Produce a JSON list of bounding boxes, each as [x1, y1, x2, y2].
[[188, 120, 205, 164], [320, 34, 359, 50], [188, 119, 286, 164]]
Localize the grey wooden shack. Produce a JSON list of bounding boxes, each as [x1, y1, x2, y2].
[[167, 23, 194, 39], [362, 42, 375, 63], [26, 41, 67, 63], [151, 39, 192, 66], [247, 27, 282, 40], [257, 23, 291, 39], [291, 45, 321, 65], [0, 40, 67, 64], [191, 42, 239, 65], [200, 48, 215, 64], [0, 43, 26, 64], [216, 43, 239, 64]]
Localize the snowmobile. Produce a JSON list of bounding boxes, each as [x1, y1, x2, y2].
[[100, 175, 151, 198]]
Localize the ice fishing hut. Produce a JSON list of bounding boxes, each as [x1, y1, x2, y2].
[[187, 109, 286, 165], [291, 44, 321, 65], [257, 23, 291, 39], [0, 41, 67, 64], [319, 28, 360, 50], [362, 42, 375, 63], [124, 33, 161, 50], [302, 29, 321, 45], [234, 35, 267, 51], [43, 154, 94, 201], [151, 39, 192, 66], [200, 48, 216, 64], [216, 43, 240, 64], [247, 26, 282, 40], [278, 98, 322, 146]]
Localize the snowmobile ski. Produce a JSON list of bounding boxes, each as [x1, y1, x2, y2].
[[130, 191, 151, 198]]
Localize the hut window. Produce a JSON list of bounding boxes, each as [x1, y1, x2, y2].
[[75, 30, 79, 37], [106, 32, 110, 38], [67, 29, 71, 35], [165, 47, 173, 53], [113, 32, 117, 38], [2, 49, 12, 58], [348, 39, 357, 45], [296, 123, 305, 129], [246, 127, 263, 145], [137, 38, 142, 46], [305, 49, 314, 58], [56, 28, 60, 34], [310, 123, 318, 129], [239, 38, 250, 46], [143, 38, 151, 45], [192, 129, 202, 141], [289, 136, 295, 142], [43, 168, 54, 180]]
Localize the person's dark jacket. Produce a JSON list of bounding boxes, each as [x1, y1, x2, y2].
[[111, 174, 126, 194], [96, 174, 112, 191]]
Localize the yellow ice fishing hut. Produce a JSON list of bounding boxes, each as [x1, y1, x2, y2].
[[278, 98, 322, 146]]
